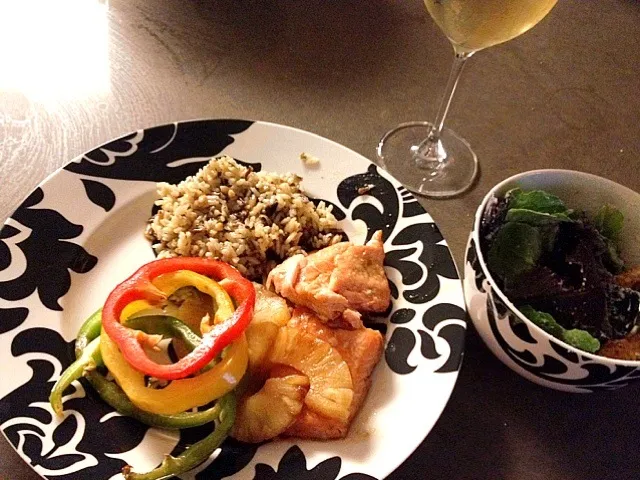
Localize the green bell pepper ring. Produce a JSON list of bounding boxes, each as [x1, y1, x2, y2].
[[121, 393, 236, 480], [49, 336, 102, 416], [53, 307, 238, 479], [83, 314, 230, 430], [75, 308, 103, 358], [51, 313, 205, 415], [85, 371, 228, 430], [125, 315, 203, 352]]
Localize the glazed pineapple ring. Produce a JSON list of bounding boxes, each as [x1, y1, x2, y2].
[[268, 326, 354, 422], [232, 374, 309, 443]]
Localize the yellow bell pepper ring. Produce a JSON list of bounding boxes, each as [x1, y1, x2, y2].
[[100, 327, 248, 415], [151, 270, 236, 330]]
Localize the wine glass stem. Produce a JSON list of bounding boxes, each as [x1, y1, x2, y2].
[[416, 49, 474, 165]]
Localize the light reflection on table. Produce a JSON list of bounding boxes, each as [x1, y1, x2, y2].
[[0, 0, 110, 104]]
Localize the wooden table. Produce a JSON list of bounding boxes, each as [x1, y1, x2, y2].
[[1, 1, 639, 479]]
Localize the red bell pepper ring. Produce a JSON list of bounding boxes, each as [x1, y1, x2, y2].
[[101, 257, 255, 381]]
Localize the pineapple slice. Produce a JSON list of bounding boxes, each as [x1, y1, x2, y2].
[[246, 284, 291, 370], [269, 326, 353, 422], [252, 283, 291, 326], [246, 322, 281, 372], [231, 373, 309, 443]]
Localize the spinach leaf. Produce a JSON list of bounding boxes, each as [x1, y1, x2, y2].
[[537, 224, 560, 253], [506, 208, 572, 226], [487, 222, 541, 280], [518, 305, 564, 337], [603, 240, 625, 274], [504, 206, 573, 254], [562, 329, 601, 353], [593, 204, 624, 241], [507, 188, 568, 214], [593, 205, 624, 273], [519, 305, 601, 353]]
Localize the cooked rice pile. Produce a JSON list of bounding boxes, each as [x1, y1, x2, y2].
[[145, 156, 342, 279]]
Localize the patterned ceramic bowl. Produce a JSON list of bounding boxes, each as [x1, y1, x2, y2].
[[463, 170, 640, 392]]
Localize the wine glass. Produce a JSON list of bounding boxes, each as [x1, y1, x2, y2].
[[377, 0, 558, 197]]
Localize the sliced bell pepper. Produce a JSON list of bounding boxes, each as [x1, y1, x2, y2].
[[102, 275, 246, 414], [49, 309, 104, 416], [75, 308, 103, 358], [85, 371, 230, 430], [81, 311, 231, 430], [100, 325, 247, 414], [52, 310, 223, 416], [121, 393, 236, 480], [151, 270, 235, 329], [49, 336, 102, 416], [101, 258, 255, 380], [52, 308, 237, 480], [125, 315, 204, 352]]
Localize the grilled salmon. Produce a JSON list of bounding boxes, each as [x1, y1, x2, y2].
[[283, 307, 384, 439], [267, 230, 390, 329]]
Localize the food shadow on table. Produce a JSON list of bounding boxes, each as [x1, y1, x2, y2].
[[387, 325, 640, 480]]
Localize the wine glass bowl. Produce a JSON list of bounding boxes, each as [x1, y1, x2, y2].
[[377, 0, 558, 198], [424, 0, 558, 53]]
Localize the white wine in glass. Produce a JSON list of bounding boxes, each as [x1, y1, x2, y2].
[[377, 0, 558, 197]]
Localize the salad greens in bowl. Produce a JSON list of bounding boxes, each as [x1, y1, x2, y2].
[[463, 170, 640, 392]]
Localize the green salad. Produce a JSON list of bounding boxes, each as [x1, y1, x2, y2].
[[481, 188, 639, 355]]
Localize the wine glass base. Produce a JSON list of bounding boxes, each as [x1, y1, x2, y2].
[[376, 122, 478, 198]]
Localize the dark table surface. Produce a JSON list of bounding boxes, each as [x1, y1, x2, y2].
[[2, 1, 640, 479]]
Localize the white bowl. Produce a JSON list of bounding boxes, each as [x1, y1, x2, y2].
[[463, 169, 640, 392]]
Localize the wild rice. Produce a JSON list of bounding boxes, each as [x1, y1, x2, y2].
[[145, 156, 342, 279]]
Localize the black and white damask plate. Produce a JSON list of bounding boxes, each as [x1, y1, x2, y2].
[[0, 120, 466, 480]]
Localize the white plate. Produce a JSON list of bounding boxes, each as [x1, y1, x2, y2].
[[0, 120, 466, 480]]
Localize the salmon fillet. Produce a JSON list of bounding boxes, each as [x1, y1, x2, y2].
[[267, 230, 390, 329], [283, 307, 384, 440]]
